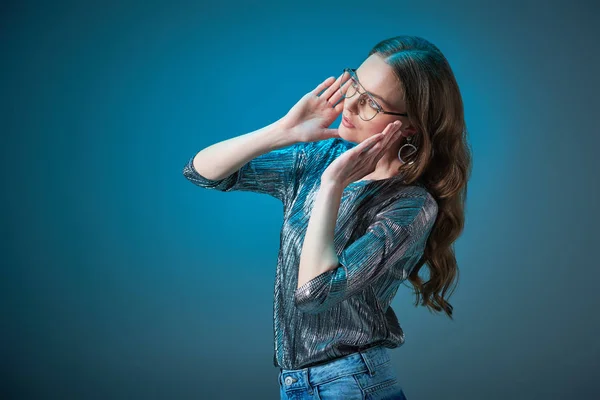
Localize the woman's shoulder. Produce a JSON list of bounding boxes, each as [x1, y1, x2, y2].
[[295, 137, 349, 167], [287, 138, 349, 184], [299, 137, 349, 155]]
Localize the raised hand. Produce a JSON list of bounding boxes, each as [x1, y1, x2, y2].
[[277, 74, 347, 143], [320, 120, 404, 188]]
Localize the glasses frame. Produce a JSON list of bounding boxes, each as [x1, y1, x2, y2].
[[341, 68, 408, 121]]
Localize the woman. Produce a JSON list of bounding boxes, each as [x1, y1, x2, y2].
[[183, 35, 470, 399]]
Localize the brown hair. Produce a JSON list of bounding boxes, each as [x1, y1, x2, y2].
[[369, 35, 472, 320]]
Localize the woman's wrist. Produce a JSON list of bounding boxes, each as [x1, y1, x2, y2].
[[270, 119, 303, 148]]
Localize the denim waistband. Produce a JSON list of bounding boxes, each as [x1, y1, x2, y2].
[[278, 345, 390, 391]]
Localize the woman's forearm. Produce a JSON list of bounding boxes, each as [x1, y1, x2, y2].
[[297, 181, 344, 289], [192, 119, 297, 181]]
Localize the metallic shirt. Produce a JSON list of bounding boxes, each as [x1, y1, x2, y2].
[[182, 137, 438, 370]]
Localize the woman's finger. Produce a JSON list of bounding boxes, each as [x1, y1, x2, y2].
[[384, 121, 402, 134], [361, 140, 384, 155], [320, 72, 345, 102], [360, 122, 402, 155], [327, 76, 346, 105], [359, 133, 385, 154], [383, 121, 403, 142], [330, 71, 352, 104], [312, 77, 336, 97], [333, 97, 345, 114]]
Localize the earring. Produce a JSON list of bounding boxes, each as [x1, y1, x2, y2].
[[398, 135, 418, 165]]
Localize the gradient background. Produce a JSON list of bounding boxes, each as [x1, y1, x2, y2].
[[2, 0, 599, 399]]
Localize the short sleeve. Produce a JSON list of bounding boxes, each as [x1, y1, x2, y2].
[[294, 192, 438, 314], [182, 142, 307, 203]]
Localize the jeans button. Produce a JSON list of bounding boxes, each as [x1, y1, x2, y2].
[[284, 376, 293, 385]]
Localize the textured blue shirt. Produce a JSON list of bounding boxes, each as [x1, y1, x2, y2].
[[182, 137, 438, 370]]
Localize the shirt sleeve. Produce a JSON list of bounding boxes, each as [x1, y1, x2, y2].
[[182, 138, 342, 203], [182, 141, 307, 203], [293, 192, 438, 314]]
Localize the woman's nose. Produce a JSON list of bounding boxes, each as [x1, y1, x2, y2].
[[344, 95, 361, 113]]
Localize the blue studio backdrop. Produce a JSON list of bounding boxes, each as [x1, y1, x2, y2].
[[2, 0, 599, 399]]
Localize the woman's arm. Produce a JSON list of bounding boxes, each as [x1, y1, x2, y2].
[[192, 120, 297, 181], [294, 190, 437, 315], [297, 181, 343, 289]]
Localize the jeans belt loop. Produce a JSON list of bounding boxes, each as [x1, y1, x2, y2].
[[359, 350, 376, 376]]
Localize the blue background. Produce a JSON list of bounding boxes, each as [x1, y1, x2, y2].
[[2, 0, 599, 399]]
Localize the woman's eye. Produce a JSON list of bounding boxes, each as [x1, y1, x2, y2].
[[368, 99, 379, 109]]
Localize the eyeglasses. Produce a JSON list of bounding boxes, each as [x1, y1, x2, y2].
[[339, 68, 408, 121]]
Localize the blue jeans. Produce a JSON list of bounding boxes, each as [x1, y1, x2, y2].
[[278, 345, 408, 399]]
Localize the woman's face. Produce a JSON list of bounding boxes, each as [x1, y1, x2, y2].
[[338, 54, 412, 144]]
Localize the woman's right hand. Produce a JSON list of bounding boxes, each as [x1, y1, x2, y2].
[[277, 74, 347, 143]]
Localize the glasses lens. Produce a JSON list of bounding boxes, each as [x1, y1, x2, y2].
[[360, 99, 378, 121], [339, 69, 378, 121]]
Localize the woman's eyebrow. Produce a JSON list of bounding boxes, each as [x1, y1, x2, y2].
[[368, 91, 391, 107], [354, 72, 391, 107]]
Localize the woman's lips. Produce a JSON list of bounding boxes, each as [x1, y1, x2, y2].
[[342, 116, 355, 128]]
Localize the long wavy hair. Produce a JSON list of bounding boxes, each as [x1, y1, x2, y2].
[[368, 36, 472, 320]]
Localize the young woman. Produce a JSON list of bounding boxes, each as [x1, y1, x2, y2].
[[183, 35, 470, 400]]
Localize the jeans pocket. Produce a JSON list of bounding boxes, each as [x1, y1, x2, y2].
[[364, 379, 407, 399], [352, 360, 401, 395], [315, 374, 364, 400]]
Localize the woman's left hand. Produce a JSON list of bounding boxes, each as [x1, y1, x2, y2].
[[321, 121, 404, 188]]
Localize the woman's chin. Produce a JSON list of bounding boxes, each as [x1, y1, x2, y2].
[[338, 126, 361, 143], [338, 124, 355, 141]]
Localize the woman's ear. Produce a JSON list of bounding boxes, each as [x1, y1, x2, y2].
[[399, 131, 418, 140]]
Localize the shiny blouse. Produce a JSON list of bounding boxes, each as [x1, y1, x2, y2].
[[182, 137, 438, 370]]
